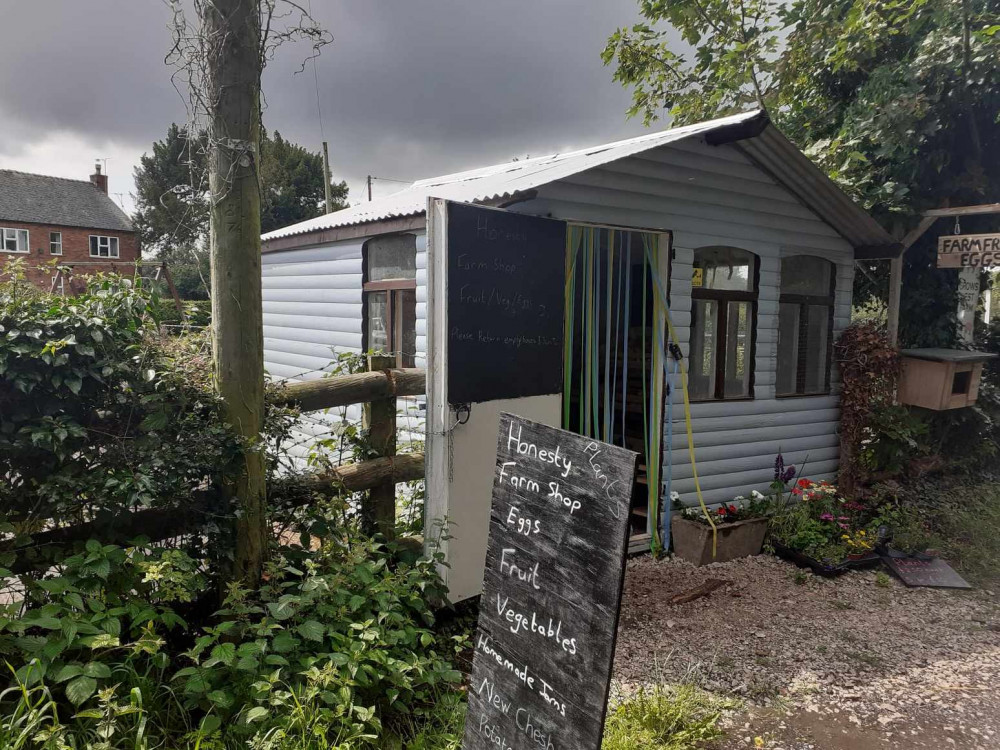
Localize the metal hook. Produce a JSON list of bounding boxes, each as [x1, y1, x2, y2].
[[954, 216, 962, 235]]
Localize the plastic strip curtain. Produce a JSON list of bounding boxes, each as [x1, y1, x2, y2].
[[562, 226, 671, 555]]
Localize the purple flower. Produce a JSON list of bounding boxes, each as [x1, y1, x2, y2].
[[774, 453, 796, 484], [820, 513, 834, 521]]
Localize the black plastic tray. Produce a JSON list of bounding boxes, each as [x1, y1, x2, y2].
[[771, 540, 882, 577]]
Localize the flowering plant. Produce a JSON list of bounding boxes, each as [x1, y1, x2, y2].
[[840, 529, 875, 553], [680, 490, 773, 525], [768, 475, 880, 563]]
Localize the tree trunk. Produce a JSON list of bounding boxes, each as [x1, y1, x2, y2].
[[202, 0, 267, 587]]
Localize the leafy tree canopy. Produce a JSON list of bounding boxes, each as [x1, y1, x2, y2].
[[604, 0, 1000, 345], [132, 124, 349, 257]]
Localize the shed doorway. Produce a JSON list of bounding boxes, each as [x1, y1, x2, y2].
[[562, 225, 670, 553]]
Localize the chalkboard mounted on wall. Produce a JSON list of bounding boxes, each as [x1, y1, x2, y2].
[[446, 202, 566, 405], [462, 413, 638, 750]]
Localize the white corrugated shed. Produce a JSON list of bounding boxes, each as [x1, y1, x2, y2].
[[261, 109, 894, 503], [262, 110, 893, 252]]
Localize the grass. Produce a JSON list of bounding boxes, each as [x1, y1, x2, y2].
[[921, 481, 1000, 585], [888, 477, 1000, 586], [602, 685, 737, 750]]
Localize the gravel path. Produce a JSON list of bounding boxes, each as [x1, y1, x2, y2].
[[613, 555, 1000, 749]]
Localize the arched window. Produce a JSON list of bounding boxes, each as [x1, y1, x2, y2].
[[776, 255, 835, 396], [363, 233, 417, 367], [690, 247, 759, 400]]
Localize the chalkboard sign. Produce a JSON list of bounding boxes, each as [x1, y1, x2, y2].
[[447, 202, 566, 405], [462, 413, 638, 750], [881, 553, 972, 589]]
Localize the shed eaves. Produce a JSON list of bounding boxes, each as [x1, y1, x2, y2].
[[0, 170, 133, 233], [262, 110, 896, 254]]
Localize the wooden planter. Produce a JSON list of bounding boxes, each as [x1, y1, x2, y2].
[[671, 516, 768, 566]]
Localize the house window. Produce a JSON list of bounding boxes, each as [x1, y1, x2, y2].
[[363, 234, 417, 367], [1, 227, 29, 253], [50, 232, 62, 255], [690, 246, 759, 400], [776, 255, 835, 396], [89, 235, 119, 258]]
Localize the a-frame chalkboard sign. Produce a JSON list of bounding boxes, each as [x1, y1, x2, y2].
[[462, 413, 638, 750]]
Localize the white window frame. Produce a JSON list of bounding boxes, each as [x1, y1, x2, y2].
[[50, 231, 63, 255], [89, 235, 120, 259], [1, 227, 29, 254]]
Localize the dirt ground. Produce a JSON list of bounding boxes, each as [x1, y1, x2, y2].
[[613, 554, 1000, 750]]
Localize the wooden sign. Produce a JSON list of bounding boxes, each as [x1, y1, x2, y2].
[[937, 233, 1000, 268], [881, 553, 971, 589], [447, 202, 566, 405], [462, 414, 638, 750]]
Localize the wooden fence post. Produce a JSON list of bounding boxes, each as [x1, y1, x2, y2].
[[363, 355, 397, 539]]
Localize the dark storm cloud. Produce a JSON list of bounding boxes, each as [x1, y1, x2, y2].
[[0, 0, 665, 202]]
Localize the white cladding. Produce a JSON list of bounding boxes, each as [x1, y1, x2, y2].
[[262, 135, 852, 504], [262, 234, 427, 462]]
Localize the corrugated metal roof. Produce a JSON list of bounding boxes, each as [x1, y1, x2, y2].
[[262, 110, 896, 252], [0, 170, 133, 232]]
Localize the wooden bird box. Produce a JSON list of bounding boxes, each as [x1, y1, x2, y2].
[[898, 349, 997, 411]]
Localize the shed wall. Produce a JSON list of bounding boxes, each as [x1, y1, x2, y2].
[[260, 134, 854, 505], [510, 136, 854, 506], [261, 233, 427, 463]]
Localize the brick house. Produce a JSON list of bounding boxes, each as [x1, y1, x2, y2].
[[0, 165, 138, 293]]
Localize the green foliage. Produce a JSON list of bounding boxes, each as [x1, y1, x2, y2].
[[260, 132, 349, 235], [0, 542, 201, 707], [0, 272, 468, 747], [605, 0, 1000, 346], [0, 272, 244, 564], [887, 477, 1000, 585], [768, 479, 877, 563], [174, 532, 460, 743], [132, 124, 209, 256], [132, 124, 350, 282], [602, 0, 781, 125], [834, 322, 902, 493], [602, 685, 735, 750], [0, 534, 465, 748], [861, 403, 928, 477]]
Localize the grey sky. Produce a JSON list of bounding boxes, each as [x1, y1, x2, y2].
[[0, 1, 661, 215]]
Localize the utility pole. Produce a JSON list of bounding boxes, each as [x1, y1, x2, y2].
[[322, 141, 333, 214], [201, 0, 267, 586], [367, 174, 373, 202]]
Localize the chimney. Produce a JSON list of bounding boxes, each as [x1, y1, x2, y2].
[[90, 163, 108, 194]]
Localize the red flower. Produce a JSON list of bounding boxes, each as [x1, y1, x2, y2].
[[797, 479, 813, 488], [717, 508, 727, 515]]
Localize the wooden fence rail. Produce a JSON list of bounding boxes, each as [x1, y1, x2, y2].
[[274, 367, 425, 412], [8, 362, 428, 563]]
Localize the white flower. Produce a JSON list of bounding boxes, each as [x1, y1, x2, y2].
[[670, 491, 681, 502], [751, 490, 765, 500]]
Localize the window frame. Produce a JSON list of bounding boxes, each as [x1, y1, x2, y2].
[[89, 235, 120, 259], [49, 231, 63, 255], [776, 256, 836, 398], [362, 234, 417, 368], [1, 227, 29, 254], [690, 247, 760, 402]]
